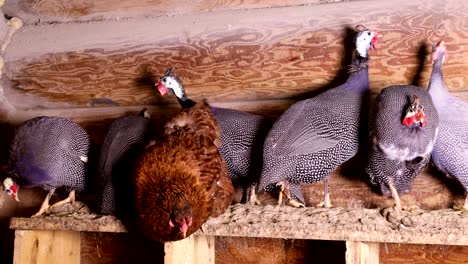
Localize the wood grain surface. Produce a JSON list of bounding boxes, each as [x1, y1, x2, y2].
[[3, 0, 343, 23], [380, 244, 468, 264], [4, 0, 468, 110]]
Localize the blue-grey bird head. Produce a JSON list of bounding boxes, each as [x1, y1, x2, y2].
[[155, 68, 195, 108], [354, 25, 382, 58], [2, 177, 20, 202]]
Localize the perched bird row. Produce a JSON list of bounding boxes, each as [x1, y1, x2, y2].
[[2, 25, 467, 243]]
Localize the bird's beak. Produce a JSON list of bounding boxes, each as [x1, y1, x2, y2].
[[180, 221, 188, 238], [13, 193, 20, 202]]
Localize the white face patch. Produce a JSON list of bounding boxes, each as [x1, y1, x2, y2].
[[356, 30, 374, 58], [3, 177, 13, 190], [162, 76, 184, 99]]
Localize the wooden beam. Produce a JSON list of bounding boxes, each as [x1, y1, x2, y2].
[[13, 230, 80, 264], [346, 241, 380, 264], [4, 0, 468, 110], [3, 0, 344, 24], [10, 205, 468, 245], [165, 235, 215, 264]]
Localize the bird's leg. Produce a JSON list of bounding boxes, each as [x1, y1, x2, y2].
[[49, 190, 76, 209], [32, 188, 55, 217], [247, 184, 261, 205], [388, 179, 402, 210], [317, 178, 333, 208], [276, 182, 285, 206], [276, 181, 305, 208]]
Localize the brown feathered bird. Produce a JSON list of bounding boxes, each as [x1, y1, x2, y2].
[[134, 69, 233, 242]]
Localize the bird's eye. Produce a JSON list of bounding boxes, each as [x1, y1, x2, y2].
[[162, 77, 167, 83], [6, 189, 12, 194], [367, 32, 371, 36]]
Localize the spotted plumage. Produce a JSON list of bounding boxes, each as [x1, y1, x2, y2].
[[258, 25, 382, 207], [366, 85, 439, 209], [4, 116, 90, 216], [97, 110, 150, 215], [427, 41, 468, 210], [211, 107, 271, 196]]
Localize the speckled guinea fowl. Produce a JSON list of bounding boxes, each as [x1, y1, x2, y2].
[[258, 25, 382, 207], [97, 109, 150, 215], [3, 116, 90, 217], [427, 41, 468, 210], [366, 85, 439, 210]]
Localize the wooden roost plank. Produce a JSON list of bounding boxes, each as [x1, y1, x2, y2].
[[13, 230, 80, 264], [10, 205, 468, 246], [4, 0, 468, 110], [165, 235, 215, 264]]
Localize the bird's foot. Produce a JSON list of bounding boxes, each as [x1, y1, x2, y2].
[[32, 205, 50, 217], [452, 205, 468, 212], [401, 205, 419, 212], [316, 201, 333, 208], [276, 181, 305, 208], [288, 199, 305, 208], [276, 182, 286, 207], [393, 204, 419, 212], [247, 185, 261, 206], [49, 190, 76, 209]]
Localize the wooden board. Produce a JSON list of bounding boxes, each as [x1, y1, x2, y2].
[[3, 0, 344, 23], [13, 230, 80, 264], [4, 0, 468, 110], [346, 241, 380, 264], [80, 232, 164, 264], [165, 235, 215, 264], [380, 243, 468, 264]]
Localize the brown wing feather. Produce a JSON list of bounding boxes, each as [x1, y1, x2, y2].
[[166, 102, 233, 216]]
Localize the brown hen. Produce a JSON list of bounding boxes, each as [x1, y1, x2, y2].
[[134, 69, 233, 242]]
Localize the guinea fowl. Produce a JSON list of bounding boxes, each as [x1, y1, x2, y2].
[[428, 41, 468, 210], [258, 25, 382, 207], [156, 68, 270, 204], [97, 109, 150, 215], [3, 116, 90, 217], [366, 86, 439, 210], [135, 71, 234, 242]]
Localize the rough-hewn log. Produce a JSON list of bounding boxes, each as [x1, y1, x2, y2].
[[4, 0, 468, 110], [10, 205, 468, 245], [3, 0, 344, 24]]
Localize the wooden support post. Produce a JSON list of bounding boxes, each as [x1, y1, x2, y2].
[[345, 241, 380, 264], [164, 235, 215, 264], [13, 230, 81, 264]]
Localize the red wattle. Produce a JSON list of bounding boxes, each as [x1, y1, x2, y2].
[[157, 84, 168, 96], [402, 115, 416, 126]]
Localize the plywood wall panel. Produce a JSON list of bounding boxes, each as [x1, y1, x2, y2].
[[4, 0, 468, 110], [3, 0, 344, 24]]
